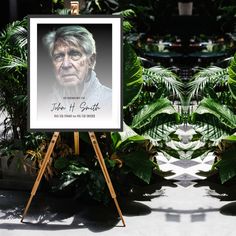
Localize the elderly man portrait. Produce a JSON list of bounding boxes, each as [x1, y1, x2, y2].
[[38, 25, 112, 119]]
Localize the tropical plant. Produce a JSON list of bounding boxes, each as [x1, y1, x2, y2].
[[121, 12, 183, 157], [123, 42, 143, 108], [23, 133, 72, 180], [188, 52, 236, 185], [197, 134, 236, 184], [124, 64, 183, 141], [187, 66, 229, 105], [52, 125, 162, 203], [187, 63, 236, 144], [213, 135, 236, 184], [0, 18, 27, 140], [228, 52, 236, 100]]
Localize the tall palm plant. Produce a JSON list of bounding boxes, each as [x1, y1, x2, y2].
[[0, 18, 27, 140], [187, 66, 229, 105]]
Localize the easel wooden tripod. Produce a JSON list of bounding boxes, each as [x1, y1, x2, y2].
[[21, 131, 125, 226]]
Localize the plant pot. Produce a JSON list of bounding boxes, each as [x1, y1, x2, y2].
[[178, 2, 193, 16]]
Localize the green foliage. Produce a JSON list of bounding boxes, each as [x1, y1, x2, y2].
[[187, 58, 236, 183], [111, 123, 146, 150], [81, 0, 119, 14], [121, 150, 154, 184], [23, 133, 48, 150], [0, 19, 27, 140], [110, 124, 158, 184], [192, 97, 236, 130], [131, 98, 178, 130], [118, 9, 136, 18], [223, 135, 236, 141], [114, 9, 136, 33], [123, 43, 143, 108], [124, 65, 182, 147], [143, 67, 184, 103], [54, 156, 89, 190], [228, 53, 236, 100], [187, 66, 228, 104], [214, 143, 236, 184], [52, 127, 159, 203], [188, 63, 236, 147]]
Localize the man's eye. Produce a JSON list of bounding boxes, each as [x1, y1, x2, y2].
[[53, 54, 64, 62], [70, 52, 81, 60]]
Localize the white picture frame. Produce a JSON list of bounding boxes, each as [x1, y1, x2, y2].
[[28, 15, 122, 131]]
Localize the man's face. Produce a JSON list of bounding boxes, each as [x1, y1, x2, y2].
[[52, 41, 94, 87]]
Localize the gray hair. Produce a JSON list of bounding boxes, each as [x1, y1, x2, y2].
[[43, 25, 96, 57]]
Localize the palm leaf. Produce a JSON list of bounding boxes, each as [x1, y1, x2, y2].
[[187, 66, 228, 104], [0, 19, 27, 71], [115, 9, 136, 18], [0, 19, 27, 47], [11, 25, 27, 48], [143, 66, 184, 103], [0, 54, 27, 70]]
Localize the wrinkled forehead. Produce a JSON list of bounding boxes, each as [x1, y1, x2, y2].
[[53, 38, 85, 53]]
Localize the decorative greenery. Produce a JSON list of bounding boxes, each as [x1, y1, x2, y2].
[[52, 126, 159, 203], [188, 52, 236, 184], [228, 53, 236, 100], [187, 66, 229, 105], [123, 43, 143, 108], [124, 65, 182, 146], [188, 64, 236, 146], [5, 1, 236, 202], [0, 18, 27, 140]]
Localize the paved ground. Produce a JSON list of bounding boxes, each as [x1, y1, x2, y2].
[[1, 126, 236, 235], [1, 153, 236, 236]]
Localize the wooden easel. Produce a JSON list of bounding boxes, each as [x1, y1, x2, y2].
[[21, 132, 125, 226], [21, 1, 125, 226]]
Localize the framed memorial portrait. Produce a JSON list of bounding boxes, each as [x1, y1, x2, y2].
[[28, 15, 122, 131]]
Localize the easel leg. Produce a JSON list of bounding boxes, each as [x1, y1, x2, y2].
[[74, 131, 79, 155], [88, 132, 126, 227], [21, 132, 60, 222]]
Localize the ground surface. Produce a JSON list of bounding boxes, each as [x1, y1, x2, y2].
[[1, 152, 236, 236]]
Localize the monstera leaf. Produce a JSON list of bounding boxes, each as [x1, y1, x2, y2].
[[111, 123, 147, 150], [123, 42, 143, 108], [192, 97, 236, 130], [131, 98, 179, 129]]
